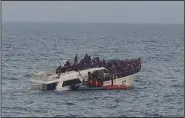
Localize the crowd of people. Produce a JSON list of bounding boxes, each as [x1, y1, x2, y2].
[[56, 54, 142, 78]]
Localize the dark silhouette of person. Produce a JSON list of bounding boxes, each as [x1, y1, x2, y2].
[[74, 54, 78, 64], [65, 61, 70, 72], [56, 64, 64, 78], [56, 65, 62, 74]]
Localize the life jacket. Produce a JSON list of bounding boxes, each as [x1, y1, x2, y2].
[[88, 79, 93, 86], [90, 79, 93, 85], [95, 80, 99, 87], [91, 80, 96, 87], [87, 80, 90, 85]]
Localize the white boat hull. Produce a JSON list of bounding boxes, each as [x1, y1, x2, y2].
[[103, 74, 136, 87], [55, 75, 135, 91], [30, 67, 136, 91]]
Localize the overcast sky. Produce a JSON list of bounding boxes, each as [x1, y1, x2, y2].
[[2, 1, 184, 24]]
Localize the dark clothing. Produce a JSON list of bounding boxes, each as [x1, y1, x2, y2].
[[61, 67, 66, 73], [102, 59, 106, 66], [74, 54, 78, 64], [65, 61, 70, 71], [61, 54, 141, 79], [56, 66, 62, 74]]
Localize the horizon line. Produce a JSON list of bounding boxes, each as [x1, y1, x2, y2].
[[2, 21, 184, 25]]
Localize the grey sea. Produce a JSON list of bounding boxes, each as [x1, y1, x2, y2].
[[2, 22, 184, 117]]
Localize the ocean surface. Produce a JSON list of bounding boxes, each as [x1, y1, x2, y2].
[[2, 22, 184, 117]]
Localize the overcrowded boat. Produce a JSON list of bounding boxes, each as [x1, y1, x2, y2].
[[30, 54, 142, 91]]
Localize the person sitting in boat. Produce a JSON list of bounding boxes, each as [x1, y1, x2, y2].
[[93, 57, 99, 67], [61, 66, 66, 73], [83, 54, 90, 68], [87, 78, 93, 87], [87, 72, 92, 87], [64, 61, 70, 72], [88, 55, 92, 67], [97, 77, 103, 87], [95, 79, 99, 87], [77, 59, 82, 70], [102, 58, 106, 67], [137, 57, 142, 72], [56, 64, 63, 78], [92, 58, 96, 67], [84, 54, 89, 63], [100, 79, 104, 87], [74, 54, 78, 64], [90, 78, 98, 88]]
